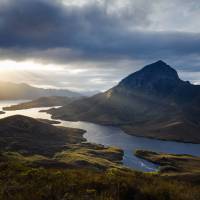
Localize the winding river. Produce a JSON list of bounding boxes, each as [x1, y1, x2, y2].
[[1, 100, 200, 172]]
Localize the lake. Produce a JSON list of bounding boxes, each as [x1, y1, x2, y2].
[[1, 100, 200, 172]]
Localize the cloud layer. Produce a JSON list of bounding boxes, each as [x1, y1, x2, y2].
[[0, 0, 200, 91]]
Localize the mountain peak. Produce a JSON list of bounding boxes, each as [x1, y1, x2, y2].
[[154, 60, 167, 65], [118, 61, 181, 95], [138, 60, 178, 76]]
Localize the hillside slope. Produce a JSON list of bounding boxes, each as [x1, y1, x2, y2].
[[0, 115, 123, 170], [48, 61, 200, 143], [0, 115, 85, 156]]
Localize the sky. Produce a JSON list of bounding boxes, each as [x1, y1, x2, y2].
[[0, 0, 200, 92]]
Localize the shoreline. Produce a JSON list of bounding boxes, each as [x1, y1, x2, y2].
[[134, 149, 200, 180], [46, 112, 200, 145]]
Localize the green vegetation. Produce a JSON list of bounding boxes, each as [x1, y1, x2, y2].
[[0, 153, 200, 200], [1, 144, 123, 171], [54, 143, 123, 170], [0, 115, 200, 199]]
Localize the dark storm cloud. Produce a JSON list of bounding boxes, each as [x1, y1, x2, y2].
[[0, 0, 199, 64], [0, 0, 150, 49]]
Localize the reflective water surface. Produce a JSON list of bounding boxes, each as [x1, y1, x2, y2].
[[1, 100, 200, 172]]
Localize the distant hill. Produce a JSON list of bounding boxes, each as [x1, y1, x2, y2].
[[48, 60, 200, 143], [3, 96, 75, 110], [0, 82, 82, 100]]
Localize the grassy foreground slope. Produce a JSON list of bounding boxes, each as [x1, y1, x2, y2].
[[0, 115, 199, 199], [0, 154, 200, 200]]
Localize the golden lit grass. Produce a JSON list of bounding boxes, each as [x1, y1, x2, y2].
[[1, 143, 124, 171], [0, 156, 200, 200], [54, 144, 124, 170]]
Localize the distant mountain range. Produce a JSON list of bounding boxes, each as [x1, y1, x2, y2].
[[48, 60, 200, 143], [0, 82, 82, 100]]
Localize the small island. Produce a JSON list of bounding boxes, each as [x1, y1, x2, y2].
[[135, 149, 200, 182]]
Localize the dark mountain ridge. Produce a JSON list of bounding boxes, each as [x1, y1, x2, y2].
[[118, 60, 198, 101], [119, 60, 180, 89], [48, 61, 200, 143]]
